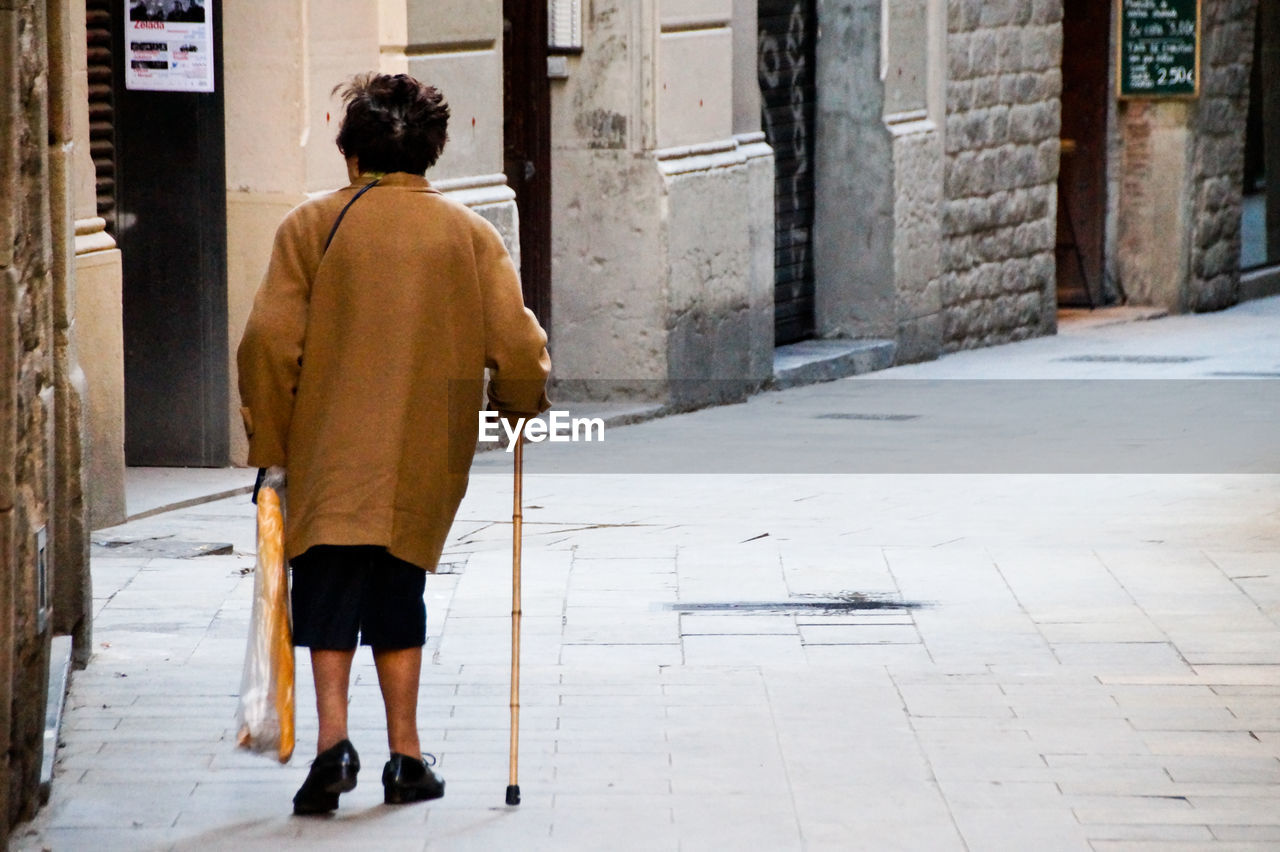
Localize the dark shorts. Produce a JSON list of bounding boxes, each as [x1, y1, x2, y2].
[[290, 545, 427, 650]]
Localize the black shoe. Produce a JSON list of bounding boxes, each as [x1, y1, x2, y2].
[[292, 739, 360, 815], [382, 752, 445, 804]]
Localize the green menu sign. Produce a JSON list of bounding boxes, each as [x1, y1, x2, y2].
[[1118, 0, 1201, 98]]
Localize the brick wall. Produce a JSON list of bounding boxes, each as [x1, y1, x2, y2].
[[1, 0, 57, 834], [940, 0, 1062, 351]]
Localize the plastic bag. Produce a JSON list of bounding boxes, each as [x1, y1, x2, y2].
[[235, 470, 295, 762]]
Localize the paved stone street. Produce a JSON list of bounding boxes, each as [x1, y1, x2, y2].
[[11, 298, 1280, 851]]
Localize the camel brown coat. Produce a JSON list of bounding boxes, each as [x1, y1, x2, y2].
[[237, 172, 550, 571]]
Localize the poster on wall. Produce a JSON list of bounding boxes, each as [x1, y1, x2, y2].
[[124, 0, 214, 92]]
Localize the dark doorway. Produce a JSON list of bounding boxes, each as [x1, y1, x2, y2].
[[502, 0, 552, 331], [1243, 0, 1279, 270], [759, 0, 817, 344], [1057, 0, 1112, 307], [112, 0, 228, 466]]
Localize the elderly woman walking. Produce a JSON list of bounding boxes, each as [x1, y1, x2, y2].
[[237, 73, 550, 815]]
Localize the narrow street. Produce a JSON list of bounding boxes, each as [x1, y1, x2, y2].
[[12, 298, 1280, 851]]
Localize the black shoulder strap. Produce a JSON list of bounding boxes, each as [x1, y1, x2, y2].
[[323, 179, 380, 254]]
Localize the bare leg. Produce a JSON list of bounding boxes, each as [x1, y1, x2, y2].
[[311, 648, 355, 753], [373, 646, 423, 756]]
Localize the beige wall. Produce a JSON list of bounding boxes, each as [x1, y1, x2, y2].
[[550, 0, 773, 398], [223, 0, 379, 465], [223, 0, 770, 436], [548, 0, 664, 386], [394, 0, 515, 239], [550, 16, 667, 385], [393, 0, 505, 182], [657, 0, 734, 149], [72, 241, 124, 529], [224, 1, 513, 464], [731, 0, 761, 135]]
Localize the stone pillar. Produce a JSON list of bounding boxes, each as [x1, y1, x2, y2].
[[1117, 100, 1195, 310], [71, 224, 124, 532], [733, 0, 776, 379], [814, 0, 945, 362], [1187, 0, 1257, 309], [46, 0, 93, 665], [71, 0, 125, 531], [1118, 0, 1259, 312], [815, 0, 896, 341], [891, 0, 948, 361], [940, 0, 1061, 351], [551, 0, 773, 405]]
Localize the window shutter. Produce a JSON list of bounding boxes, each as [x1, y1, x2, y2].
[[86, 0, 117, 234]]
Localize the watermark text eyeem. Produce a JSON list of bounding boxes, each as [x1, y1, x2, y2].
[[478, 410, 605, 452]]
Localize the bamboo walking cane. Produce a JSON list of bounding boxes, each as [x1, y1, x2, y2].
[[505, 432, 524, 806]]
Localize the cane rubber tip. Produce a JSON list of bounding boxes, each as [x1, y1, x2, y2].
[[505, 784, 521, 806]]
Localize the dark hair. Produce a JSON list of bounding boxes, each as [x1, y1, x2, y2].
[[333, 73, 450, 174]]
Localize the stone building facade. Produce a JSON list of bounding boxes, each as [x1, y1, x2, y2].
[[813, 0, 1061, 364], [940, 0, 1062, 350], [1117, 0, 1267, 311], [2, 0, 92, 834], [810, 0, 1274, 366], [218, 0, 776, 466], [4, 0, 1279, 832], [50, 0, 1280, 525], [548, 0, 775, 405]]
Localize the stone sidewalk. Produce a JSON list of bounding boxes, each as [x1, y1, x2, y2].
[[10, 298, 1280, 851]]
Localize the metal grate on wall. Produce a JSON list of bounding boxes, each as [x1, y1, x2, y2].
[[759, 0, 817, 345], [86, 0, 116, 234]]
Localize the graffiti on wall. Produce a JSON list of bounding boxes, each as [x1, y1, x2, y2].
[[759, 0, 816, 344]]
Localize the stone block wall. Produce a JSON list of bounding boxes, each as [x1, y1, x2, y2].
[[892, 127, 946, 362], [1188, 0, 1258, 311], [1116, 0, 1259, 313], [1, 0, 57, 833], [814, 0, 896, 341], [812, 0, 945, 363], [662, 142, 772, 405], [940, 0, 1062, 351]]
